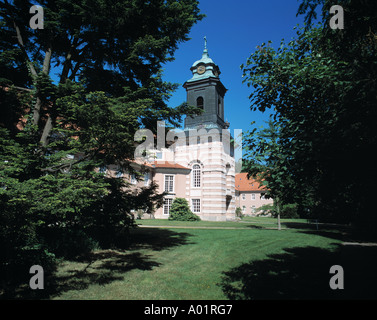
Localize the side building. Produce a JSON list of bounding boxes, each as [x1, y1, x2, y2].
[[235, 172, 274, 216]]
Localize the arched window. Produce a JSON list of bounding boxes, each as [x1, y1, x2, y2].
[[196, 97, 204, 109], [192, 164, 201, 188]]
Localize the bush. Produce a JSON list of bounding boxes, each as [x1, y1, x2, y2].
[[270, 203, 299, 219], [41, 227, 99, 259], [168, 198, 200, 221], [235, 207, 244, 218], [280, 203, 299, 219], [0, 206, 57, 296], [257, 204, 275, 216]]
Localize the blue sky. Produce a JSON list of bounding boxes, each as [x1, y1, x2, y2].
[[162, 0, 309, 134]]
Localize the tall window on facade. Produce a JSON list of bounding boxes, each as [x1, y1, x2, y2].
[[218, 98, 221, 115], [164, 175, 174, 193], [196, 97, 204, 109], [163, 198, 172, 215], [192, 199, 201, 213], [192, 164, 201, 188]]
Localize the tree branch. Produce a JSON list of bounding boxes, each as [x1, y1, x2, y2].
[[33, 46, 53, 126], [60, 36, 79, 84], [10, 14, 37, 78], [40, 154, 90, 173]]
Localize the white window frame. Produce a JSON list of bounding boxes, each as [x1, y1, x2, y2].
[[131, 173, 137, 185], [163, 198, 173, 216], [192, 164, 201, 188], [242, 193, 246, 200], [164, 174, 174, 193], [251, 193, 256, 200], [192, 199, 201, 213]]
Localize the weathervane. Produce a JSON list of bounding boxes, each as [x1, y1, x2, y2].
[[204, 36, 207, 50]]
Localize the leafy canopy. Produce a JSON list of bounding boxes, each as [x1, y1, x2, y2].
[[241, 0, 377, 230]]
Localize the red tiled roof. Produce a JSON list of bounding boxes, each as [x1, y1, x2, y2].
[[146, 161, 190, 170], [235, 172, 267, 192]]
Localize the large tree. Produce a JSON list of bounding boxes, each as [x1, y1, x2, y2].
[[0, 0, 203, 294], [242, 0, 377, 232]]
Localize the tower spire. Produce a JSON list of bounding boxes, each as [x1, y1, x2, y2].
[[203, 36, 208, 57]]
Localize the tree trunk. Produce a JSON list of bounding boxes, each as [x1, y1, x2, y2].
[[276, 196, 281, 230], [40, 39, 79, 146], [277, 212, 281, 230], [33, 47, 52, 127], [40, 116, 53, 146]]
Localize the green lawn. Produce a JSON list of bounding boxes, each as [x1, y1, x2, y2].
[[31, 218, 377, 300], [135, 216, 305, 229]]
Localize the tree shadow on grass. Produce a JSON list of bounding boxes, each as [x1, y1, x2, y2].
[[129, 227, 195, 251], [49, 250, 160, 297], [244, 225, 265, 230], [220, 245, 377, 300], [5, 227, 193, 299], [283, 221, 377, 243]]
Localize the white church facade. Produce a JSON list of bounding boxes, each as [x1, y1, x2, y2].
[[135, 42, 237, 221]]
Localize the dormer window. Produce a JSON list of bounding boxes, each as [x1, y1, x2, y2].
[[196, 97, 204, 109]]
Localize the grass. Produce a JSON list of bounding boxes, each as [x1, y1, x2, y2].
[[16, 217, 377, 300], [136, 216, 305, 229]]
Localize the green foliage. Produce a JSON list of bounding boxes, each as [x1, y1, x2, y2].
[[271, 204, 299, 219], [242, 0, 377, 231], [256, 203, 298, 219], [281, 204, 299, 219], [0, 0, 203, 293], [256, 204, 275, 216], [235, 207, 244, 218], [168, 198, 201, 221]]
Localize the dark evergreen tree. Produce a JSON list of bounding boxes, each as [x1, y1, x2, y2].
[[0, 0, 203, 295]]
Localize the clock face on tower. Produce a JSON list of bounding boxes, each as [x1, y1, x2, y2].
[[197, 65, 206, 75]]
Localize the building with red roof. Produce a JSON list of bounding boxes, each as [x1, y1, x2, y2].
[[235, 173, 274, 216]]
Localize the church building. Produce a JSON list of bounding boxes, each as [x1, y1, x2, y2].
[[140, 41, 237, 221]]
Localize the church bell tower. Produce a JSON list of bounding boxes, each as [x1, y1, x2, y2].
[[183, 37, 229, 130], [171, 38, 235, 221]]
